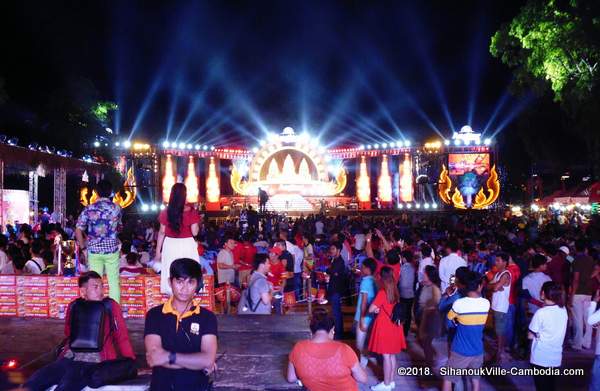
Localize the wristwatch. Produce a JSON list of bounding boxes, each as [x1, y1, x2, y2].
[[168, 351, 177, 365]]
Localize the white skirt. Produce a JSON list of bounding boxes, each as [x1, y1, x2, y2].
[[160, 236, 200, 294]]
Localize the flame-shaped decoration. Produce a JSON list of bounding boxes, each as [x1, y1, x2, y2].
[[437, 164, 500, 209], [438, 165, 452, 205], [184, 156, 199, 203], [80, 167, 136, 208], [162, 155, 176, 203], [333, 167, 347, 194], [378, 155, 392, 202], [472, 165, 500, 209], [206, 157, 220, 203], [451, 188, 466, 209], [230, 165, 249, 195], [113, 167, 137, 208]]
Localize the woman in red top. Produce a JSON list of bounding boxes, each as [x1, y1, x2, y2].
[[368, 266, 407, 391], [155, 183, 200, 294], [287, 308, 367, 391]]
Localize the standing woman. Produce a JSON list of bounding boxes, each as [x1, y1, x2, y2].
[[528, 281, 568, 391], [417, 265, 442, 369], [154, 183, 200, 294], [368, 266, 407, 391]]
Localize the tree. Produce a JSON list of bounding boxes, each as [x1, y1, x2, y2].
[[490, 0, 600, 178]]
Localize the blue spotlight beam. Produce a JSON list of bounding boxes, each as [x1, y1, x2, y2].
[[482, 90, 510, 134], [166, 76, 183, 140], [488, 95, 534, 139], [128, 73, 164, 140]]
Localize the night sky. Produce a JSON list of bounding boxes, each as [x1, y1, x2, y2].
[[0, 0, 528, 149]]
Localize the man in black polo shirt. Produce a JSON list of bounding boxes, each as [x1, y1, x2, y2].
[[144, 258, 218, 391]]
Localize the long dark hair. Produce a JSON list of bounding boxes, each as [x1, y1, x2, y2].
[[424, 265, 441, 288], [379, 266, 399, 304], [167, 183, 187, 234]]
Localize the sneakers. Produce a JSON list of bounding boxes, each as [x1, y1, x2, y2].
[[371, 381, 395, 390]]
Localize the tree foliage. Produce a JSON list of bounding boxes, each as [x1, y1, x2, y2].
[[490, 0, 600, 102], [490, 0, 600, 179]]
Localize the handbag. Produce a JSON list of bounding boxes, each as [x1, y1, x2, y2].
[[88, 358, 137, 388]]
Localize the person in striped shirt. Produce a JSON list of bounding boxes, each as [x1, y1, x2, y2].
[[443, 271, 490, 391]]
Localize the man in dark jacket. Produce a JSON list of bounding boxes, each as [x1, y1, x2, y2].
[[327, 241, 347, 340], [23, 272, 135, 391]]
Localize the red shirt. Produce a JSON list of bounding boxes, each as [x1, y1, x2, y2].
[[158, 208, 200, 238], [507, 263, 521, 305], [235, 242, 256, 271], [63, 299, 135, 361], [268, 261, 286, 288]]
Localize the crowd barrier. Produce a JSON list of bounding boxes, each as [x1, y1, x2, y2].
[[0, 274, 215, 318]]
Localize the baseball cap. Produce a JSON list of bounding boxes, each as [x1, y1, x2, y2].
[[559, 246, 570, 255], [268, 247, 282, 256]]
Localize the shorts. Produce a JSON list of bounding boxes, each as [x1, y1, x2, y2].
[[444, 352, 484, 382], [493, 310, 508, 337]]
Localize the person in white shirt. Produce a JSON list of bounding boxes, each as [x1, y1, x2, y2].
[[528, 281, 568, 391], [418, 245, 435, 285], [586, 289, 600, 391], [23, 240, 45, 275], [315, 219, 324, 236], [522, 254, 552, 314], [439, 241, 467, 292], [487, 252, 511, 364], [217, 237, 238, 284], [354, 230, 367, 252], [0, 236, 14, 274]]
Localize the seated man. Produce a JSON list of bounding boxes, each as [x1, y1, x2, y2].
[[144, 258, 218, 391], [22, 271, 135, 391]]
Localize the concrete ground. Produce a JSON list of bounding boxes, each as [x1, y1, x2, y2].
[[0, 304, 596, 390]]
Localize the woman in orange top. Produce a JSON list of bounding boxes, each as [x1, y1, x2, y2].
[[287, 308, 367, 391], [368, 266, 407, 391]]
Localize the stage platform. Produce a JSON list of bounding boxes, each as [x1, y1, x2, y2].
[[0, 314, 310, 390]]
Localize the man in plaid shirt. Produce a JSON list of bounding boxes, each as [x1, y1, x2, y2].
[[76, 180, 122, 302]]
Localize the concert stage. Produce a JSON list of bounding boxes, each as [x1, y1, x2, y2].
[[0, 314, 310, 390], [117, 125, 500, 214]]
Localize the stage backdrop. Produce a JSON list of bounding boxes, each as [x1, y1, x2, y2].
[[1, 190, 29, 225]]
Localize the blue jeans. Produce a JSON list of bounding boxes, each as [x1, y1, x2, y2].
[[294, 272, 303, 300], [505, 304, 516, 348], [25, 357, 96, 391], [591, 355, 600, 391], [329, 292, 343, 340]]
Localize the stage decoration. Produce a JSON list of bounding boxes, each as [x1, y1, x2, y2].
[[438, 164, 500, 209], [184, 156, 199, 203], [162, 154, 176, 203], [80, 167, 137, 208], [113, 167, 137, 208], [377, 155, 392, 203], [357, 155, 370, 203], [206, 157, 220, 203], [399, 153, 413, 202], [230, 127, 346, 198]]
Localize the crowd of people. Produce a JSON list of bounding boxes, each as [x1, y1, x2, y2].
[[2, 180, 600, 390]]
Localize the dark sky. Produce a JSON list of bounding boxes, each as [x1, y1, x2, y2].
[[0, 0, 526, 148]]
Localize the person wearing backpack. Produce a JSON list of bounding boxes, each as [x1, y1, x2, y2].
[[238, 254, 272, 314], [368, 266, 407, 391], [22, 271, 135, 391]]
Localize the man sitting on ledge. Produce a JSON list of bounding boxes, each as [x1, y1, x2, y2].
[[20, 271, 135, 391], [144, 258, 218, 391]]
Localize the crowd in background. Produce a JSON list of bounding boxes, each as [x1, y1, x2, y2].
[[2, 182, 600, 390]]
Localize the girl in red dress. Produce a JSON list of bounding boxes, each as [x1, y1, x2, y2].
[[368, 266, 407, 390]]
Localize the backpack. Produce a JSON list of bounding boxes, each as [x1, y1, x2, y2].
[[238, 275, 264, 314], [69, 298, 115, 352]]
